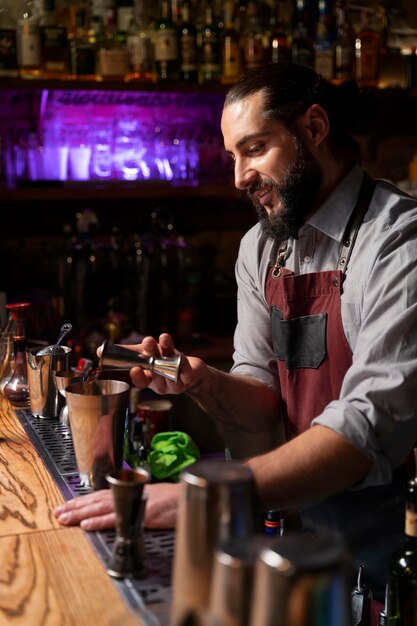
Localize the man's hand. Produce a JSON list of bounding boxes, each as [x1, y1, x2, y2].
[[53, 482, 181, 531], [100, 333, 206, 396]]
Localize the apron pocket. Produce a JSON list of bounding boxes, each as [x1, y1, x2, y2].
[[271, 307, 327, 369]]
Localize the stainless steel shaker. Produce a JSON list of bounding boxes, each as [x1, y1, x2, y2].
[[248, 531, 353, 626], [171, 460, 262, 626], [208, 535, 276, 626]]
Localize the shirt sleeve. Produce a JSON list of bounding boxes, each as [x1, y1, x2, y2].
[[230, 226, 280, 395], [312, 190, 417, 488]]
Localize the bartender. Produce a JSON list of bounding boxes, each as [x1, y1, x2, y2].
[[54, 61, 417, 601]]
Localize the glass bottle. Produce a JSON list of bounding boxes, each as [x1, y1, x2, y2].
[[179, 0, 198, 82], [3, 302, 31, 409], [242, 0, 264, 71], [198, 0, 220, 83], [68, 7, 97, 80], [126, 0, 153, 82], [116, 0, 134, 44], [334, 0, 355, 84], [268, 0, 291, 64], [97, 4, 128, 81], [0, 0, 18, 77], [292, 19, 315, 68], [16, 0, 42, 78], [314, 0, 335, 80], [387, 478, 417, 625], [221, 0, 242, 84], [154, 0, 180, 82], [355, 9, 381, 88], [39, 0, 69, 78]]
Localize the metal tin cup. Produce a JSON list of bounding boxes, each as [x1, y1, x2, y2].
[[248, 532, 353, 626], [65, 380, 130, 490], [27, 345, 71, 418], [171, 460, 262, 626]]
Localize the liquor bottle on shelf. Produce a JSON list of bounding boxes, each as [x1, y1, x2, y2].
[[126, 0, 153, 82], [179, 0, 198, 82], [16, 0, 42, 78], [0, 0, 18, 77], [221, 0, 242, 84], [333, 0, 355, 84], [268, 0, 291, 64], [154, 0, 180, 81], [387, 477, 417, 625], [198, 0, 220, 83], [97, 4, 128, 81], [291, 0, 317, 41], [355, 9, 381, 88], [314, 0, 335, 80], [89, 0, 105, 46], [292, 19, 315, 68], [3, 303, 31, 410], [116, 0, 134, 43], [241, 0, 264, 71], [39, 0, 69, 78], [68, 7, 97, 80]]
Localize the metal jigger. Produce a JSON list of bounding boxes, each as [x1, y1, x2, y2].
[[99, 340, 181, 383], [106, 468, 150, 579]]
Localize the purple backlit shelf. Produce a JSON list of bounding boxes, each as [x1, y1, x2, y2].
[[0, 77, 232, 194]]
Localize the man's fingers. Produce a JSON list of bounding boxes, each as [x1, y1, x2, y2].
[[80, 513, 116, 532]]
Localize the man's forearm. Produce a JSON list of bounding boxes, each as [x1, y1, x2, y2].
[[246, 424, 373, 508], [186, 365, 280, 432]]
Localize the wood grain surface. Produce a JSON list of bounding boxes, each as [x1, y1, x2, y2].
[[0, 397, 144, 626]]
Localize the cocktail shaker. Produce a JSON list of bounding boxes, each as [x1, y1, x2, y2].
[[171, 460, 262, 626], [248, 531, 353, 626]]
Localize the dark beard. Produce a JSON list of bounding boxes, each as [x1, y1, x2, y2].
[[249, 136, 323, 243]]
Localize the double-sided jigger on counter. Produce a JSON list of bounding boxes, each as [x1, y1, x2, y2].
[[99, 340, 182, 383], [106, 467, 150, 579]]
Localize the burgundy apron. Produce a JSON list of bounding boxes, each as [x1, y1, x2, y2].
[[265, 172, 375, 439], [263, 173, 404, 604]]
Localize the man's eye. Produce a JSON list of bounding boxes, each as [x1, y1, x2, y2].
[[248, 145, 263, 155]]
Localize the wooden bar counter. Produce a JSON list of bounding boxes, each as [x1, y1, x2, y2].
[[0, 396, 147, 626]]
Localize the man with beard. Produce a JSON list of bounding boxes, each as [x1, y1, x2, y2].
[[54, 63, 417, 601]]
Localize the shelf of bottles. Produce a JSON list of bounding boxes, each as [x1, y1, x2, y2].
[[0, 0, 416, 192]]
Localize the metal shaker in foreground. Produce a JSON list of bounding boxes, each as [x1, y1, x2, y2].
[[99, 340, 181, 383], [249, 532, 353, 626], [171, 460, 262, 626]]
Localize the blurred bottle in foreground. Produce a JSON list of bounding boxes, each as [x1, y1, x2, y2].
[[387, 476, 417, 625]]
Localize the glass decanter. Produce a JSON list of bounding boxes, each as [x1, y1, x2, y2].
[[3, 302, 31, 408]]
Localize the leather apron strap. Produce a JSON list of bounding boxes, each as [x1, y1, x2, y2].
[[337, 172, 376, 275]]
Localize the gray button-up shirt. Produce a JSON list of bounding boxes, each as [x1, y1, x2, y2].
[[231, 164, 417, 489]]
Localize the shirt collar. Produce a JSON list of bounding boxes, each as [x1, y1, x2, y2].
[[304, 164, 365, 243]]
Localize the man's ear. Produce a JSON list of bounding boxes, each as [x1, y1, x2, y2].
[[299, 104, 330, 147]]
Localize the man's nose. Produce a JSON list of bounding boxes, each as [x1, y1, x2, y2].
[[234, 160, 257, 191]]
